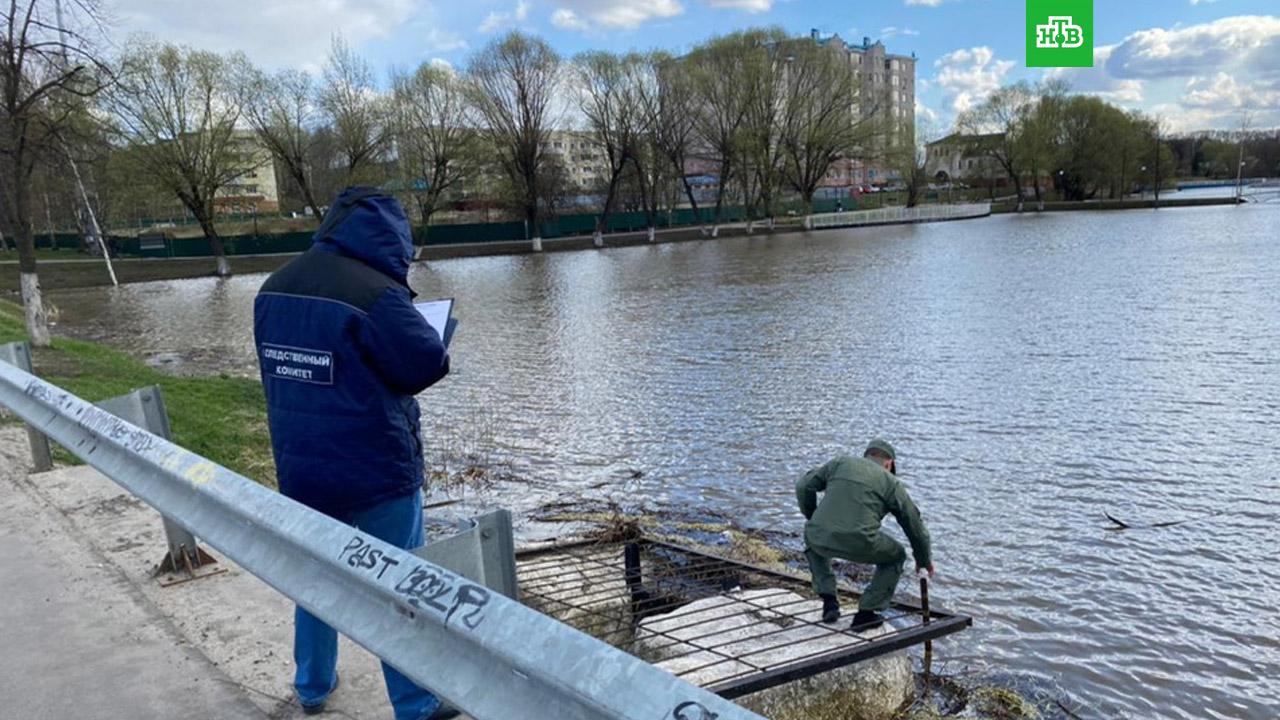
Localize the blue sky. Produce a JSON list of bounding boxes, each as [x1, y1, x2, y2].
[[115, 0, 1280, 132]]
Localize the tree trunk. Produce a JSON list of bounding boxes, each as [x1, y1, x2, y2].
[[20, 271, 51, 347], [295, 168, 324, 219], [192, 207, 231, 277], [595, 162, 625, 250], [12, 171, 51, 346]]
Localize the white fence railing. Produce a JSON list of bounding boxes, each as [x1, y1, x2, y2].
[[807, 202, 991, 230], [0, 357, 765, 720]]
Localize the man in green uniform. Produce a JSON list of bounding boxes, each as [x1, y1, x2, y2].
[[796, 439, 933, 630]]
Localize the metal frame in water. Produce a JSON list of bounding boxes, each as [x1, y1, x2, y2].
[[517, 538, 972, 699]]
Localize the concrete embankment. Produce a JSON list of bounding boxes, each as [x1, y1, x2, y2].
[[991, 196, 1239, 213]]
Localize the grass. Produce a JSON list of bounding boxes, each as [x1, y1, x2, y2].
[[0, 298, 276, 487]]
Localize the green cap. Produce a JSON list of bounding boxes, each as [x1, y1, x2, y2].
[[866, 439, 897, 460]]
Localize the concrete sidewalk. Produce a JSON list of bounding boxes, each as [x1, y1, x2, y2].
[[0, 427, 466, 720], [0, 432, 266, 720]]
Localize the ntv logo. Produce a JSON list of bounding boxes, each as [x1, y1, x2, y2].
[[1026, 0, 1093, 67], [1035, 16, 1084, 49]]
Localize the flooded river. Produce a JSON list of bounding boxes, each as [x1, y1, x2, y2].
[[50, 202, 1280, 719]]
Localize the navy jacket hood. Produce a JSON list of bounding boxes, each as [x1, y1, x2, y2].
[[312, 187, 414, 284]]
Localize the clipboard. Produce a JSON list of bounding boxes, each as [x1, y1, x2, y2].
[[414, 298, 458, 347]]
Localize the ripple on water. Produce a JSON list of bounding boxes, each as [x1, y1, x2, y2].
[[47, 203, 1280, 718]]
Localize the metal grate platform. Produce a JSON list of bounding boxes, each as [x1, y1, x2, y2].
[[516, 537, 971, 699]]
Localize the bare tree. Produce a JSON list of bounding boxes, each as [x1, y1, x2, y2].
[[636, 51, 700, 231], [779, 40, 877, 213], [466, 30, 560, 251], [687, 32, 755, 237], [390, 61, 474, 233], [0, 0, 107, 345], [624, 54, 670, 242], [737, 29, 790, 233], [319, 35, 388, 186], [573, 50, 646, 248], [108, 40, 253, 277], [243, 67, 323, 218]]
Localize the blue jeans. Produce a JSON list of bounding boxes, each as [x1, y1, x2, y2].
[[295, 489, 442, 720]]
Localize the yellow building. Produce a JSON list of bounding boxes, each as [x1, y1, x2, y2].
[[215, 131, 280, 215]]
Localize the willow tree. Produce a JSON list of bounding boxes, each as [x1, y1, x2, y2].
[[466, 31, 561, 251], [573, 50, 646, 248], [109, 41, 252, 277], [688, 32, 755, 237], [779, 39, 875, 213], [636, 51, 699, 226], [1, 0, 108, 345], [319, 36, 388, 186], [957, 82, 1038, 211], [391, 61, 474, 230], [243, 68, 323, 218]]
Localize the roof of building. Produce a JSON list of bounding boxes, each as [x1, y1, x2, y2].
[[810, 29, 916, 61], [926, 132, 1006, 147]]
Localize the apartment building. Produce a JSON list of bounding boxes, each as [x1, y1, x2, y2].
[[813, 30, 917, 189], [215, 131, 280, 215], [545, 130, 612, 191]]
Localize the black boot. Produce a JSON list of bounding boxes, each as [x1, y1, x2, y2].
[[849, 609, 884, 630], [820, 594, 840, 624]]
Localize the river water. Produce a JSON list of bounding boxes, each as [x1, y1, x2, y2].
[[48, 201, 1280, 719]]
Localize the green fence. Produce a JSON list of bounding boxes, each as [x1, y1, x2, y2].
[[102, 203, 804, 258]]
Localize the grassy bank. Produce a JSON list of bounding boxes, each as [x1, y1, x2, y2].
[[0, 299, 275, 486]]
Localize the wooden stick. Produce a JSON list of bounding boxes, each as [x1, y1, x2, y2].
[[919, 575, 933, 692]]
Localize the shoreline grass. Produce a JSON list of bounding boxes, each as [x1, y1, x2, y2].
[[0, 299, 275, 486]]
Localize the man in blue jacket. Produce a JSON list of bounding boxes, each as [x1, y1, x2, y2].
[[254, 188, 454, 719]]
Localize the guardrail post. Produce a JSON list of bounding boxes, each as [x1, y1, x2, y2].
[[415, 509, 519, 600], [95, 384, 221, 584], [0, 341, 53, 472]]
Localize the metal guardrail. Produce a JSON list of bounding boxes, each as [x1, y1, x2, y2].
[[0, 359, 765, 720], [807, 202, 991, 230], [95, 384, 222, 583], [0, 341, 52, 471]]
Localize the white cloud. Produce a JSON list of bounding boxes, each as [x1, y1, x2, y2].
[[1106, 15, 1280, 79], [705, 0, 773, 11], [110, 0, 415, 70], [551, 9, 589, 30], [1183, 72, 1280, 110], [1045, 46, 1144, 103], [933, 46, 1015, 114], [479, 0, 531, 33], [879, 26, 920, 39], [904, 0, 945, 6], [417, 26, 468, 54], [548, 0, 683, 30]]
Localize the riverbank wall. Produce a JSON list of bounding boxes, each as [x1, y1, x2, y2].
[[990, 195, 1239, 213]]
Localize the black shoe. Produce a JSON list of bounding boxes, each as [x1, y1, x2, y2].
[[820, 594, 841, 624], [849, 610, 884, 630], [428, 704, 461, 720], [300, 674, 339, 715]]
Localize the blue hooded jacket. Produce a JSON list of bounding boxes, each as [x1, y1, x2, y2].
[[253, 188, 449, 516]]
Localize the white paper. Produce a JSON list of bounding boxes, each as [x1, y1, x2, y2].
[[414, 299, 454, 342]]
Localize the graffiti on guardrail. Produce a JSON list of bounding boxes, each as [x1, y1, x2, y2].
[[340, 534, 493, 630], [24, 379, 156, 454], [671, 701, 720, 720]]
